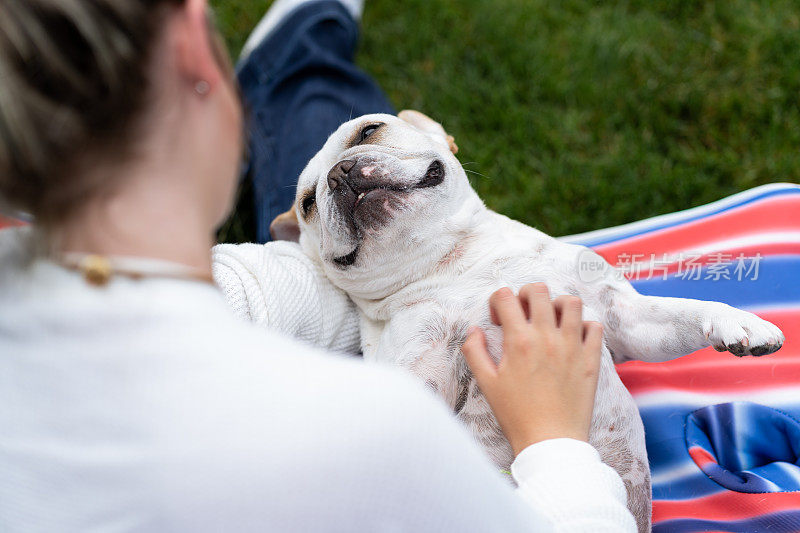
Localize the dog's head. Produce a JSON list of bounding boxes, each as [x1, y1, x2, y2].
[[273, 111, 484, 299]]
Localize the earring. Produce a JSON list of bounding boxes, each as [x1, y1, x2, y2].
[[194, 80, 210, 96]]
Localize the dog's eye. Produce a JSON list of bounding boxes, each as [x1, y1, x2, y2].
[[301, 192, 316, 216], [359, 123, 383, 143]]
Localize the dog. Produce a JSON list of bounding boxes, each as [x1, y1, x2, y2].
[[270, 110, 785, 532]]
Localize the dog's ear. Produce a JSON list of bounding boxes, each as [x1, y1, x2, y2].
[[398, 110, 458, 154], [270, 205, 301, 242]]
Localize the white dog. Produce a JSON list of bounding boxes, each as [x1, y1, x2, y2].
[[271, 110, 785, 532]]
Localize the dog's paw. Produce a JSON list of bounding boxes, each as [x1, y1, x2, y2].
[[703, 307, 784, 357]]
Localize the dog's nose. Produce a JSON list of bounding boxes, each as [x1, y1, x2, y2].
[[328, 159, 357, 191]]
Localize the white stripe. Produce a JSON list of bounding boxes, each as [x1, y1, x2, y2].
[[615, 231, 800, 273], [650, 461, 704, 486], [634, 387, 800, 410], [744, 302, 800, 313], [562, 182, 800, 244], [648, 231, 800, 257]]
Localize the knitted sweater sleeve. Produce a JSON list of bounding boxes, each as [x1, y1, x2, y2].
[[512, 438, 637, 532], [211, 242, 361, 354]]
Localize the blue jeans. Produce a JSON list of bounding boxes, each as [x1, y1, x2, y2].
[[237, 1, 395, 243]]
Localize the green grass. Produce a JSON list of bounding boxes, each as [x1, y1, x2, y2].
[[212, 0, 800, 242]]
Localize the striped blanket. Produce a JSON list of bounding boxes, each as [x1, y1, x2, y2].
[[567, 183, 800, 532]]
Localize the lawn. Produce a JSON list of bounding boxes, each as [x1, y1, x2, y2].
[[212, 0, 800, 242]]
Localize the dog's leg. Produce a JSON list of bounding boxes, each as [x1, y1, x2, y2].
[[574, 250, 785, 363]]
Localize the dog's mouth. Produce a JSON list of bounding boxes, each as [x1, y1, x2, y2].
[[333, 244, 360, 267], [350, 160, 444, 207], [331, 160, 444, 268]]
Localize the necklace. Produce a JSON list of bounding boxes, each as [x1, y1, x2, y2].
[[59, 253, 214, 286]]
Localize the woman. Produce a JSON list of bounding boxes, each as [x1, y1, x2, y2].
[[0, 0, 636, 531]]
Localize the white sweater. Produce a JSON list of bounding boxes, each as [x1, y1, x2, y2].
[[212, 242, 361, 354], [0, 228, 635, 532]]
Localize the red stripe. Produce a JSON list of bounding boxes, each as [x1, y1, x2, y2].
[[617, 310, 800, 395], [653, 490, 800, 522], [0, 216, 25, 230], [593, 197, 800, 265], [687, 446, 717, 468]]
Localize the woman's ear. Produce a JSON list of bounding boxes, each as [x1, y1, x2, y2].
[[270, 205, 301, 242], [398, 110, 459, 154], [172, 0, 224, 94]]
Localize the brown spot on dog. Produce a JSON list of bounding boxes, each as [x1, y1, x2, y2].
[[470, 380, 483, 399], [462, 409, 506, 447], [605, 307, 621, 332], [626, 462, 652, 533], [599, 285, 616, 306], [624, 478, 652, 533], [403, 297, 436, 309], [437, 242, 465, 270], [409, 318, 472, 410], [445, 321, 470, 356], [593, 431, 636, 477], [453, 369, 472, 414], [437, 235, 478, 274]]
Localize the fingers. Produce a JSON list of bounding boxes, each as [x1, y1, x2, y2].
[[553, 295, 583, 339], [519, 283, 555, 327], [488, 287, 527, 329], [461, 326, 498, 391], [582, 321, 603, 355], [582, 321, 604, 379], [469, 289, 604, 453]]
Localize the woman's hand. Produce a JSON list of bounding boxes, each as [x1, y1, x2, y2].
[[461, 283, 603, 456]]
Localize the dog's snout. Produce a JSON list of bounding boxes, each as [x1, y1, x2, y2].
[[328, 159, 357, 190]]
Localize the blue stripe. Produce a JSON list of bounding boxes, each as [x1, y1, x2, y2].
[[630, 255, 800, 310], [638, 404, 800, 498], [575, 187, 800, 247], [654, 509, 800, 533], [638, 404, 722, 499]]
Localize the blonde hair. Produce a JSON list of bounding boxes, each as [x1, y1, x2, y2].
[[0, 0, 185, 224]]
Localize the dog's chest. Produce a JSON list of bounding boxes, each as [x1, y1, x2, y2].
[[361, 244, 597, 368], [357, 218, 599, 392]]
